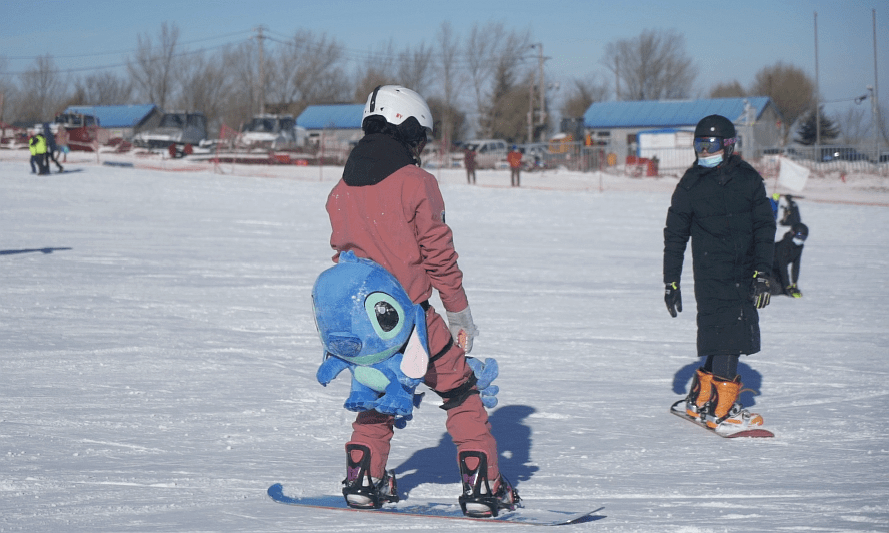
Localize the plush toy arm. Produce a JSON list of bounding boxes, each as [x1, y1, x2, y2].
[[374, 379, 418, 416], [467, 357, 500, 408], [316, 354, 351, 386]]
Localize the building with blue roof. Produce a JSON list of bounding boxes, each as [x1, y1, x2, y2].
[[62, 104, 163, 139], [583, 97, 783, 160], [294, 103, 364, 162]]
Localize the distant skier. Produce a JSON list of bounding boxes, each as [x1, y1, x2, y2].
[[464, 146, 477, 184], [324, 85, 519, 517], [507, 145, 522, 187], [43, 123, 64, 172], [771, 223, 808, 298], [778, 193, 802, 227], [663, 114, 776, 432], [29, 132, 49, 175]]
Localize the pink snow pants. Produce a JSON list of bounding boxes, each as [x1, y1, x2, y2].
[[347, 305, 499, 482]]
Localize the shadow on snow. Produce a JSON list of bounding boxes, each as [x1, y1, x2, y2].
[[394, 404, 539, 496]]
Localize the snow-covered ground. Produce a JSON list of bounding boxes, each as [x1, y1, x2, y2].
[[1, 150, 888, 532]]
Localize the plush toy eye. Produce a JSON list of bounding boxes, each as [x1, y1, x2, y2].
[[374, 301, 398, 332], [365, 292, 404, 340]]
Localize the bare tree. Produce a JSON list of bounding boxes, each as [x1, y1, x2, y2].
[[485, 62, 530, 143], [470, 24, 531, 138], [464, 22, 503, 136], [353, 39, 398, 102], [18, 55, 68, 121], [176, 50, 230, 132], [435, 21, 463, 145], [396, 42, 434, 96], [72, 72, 133, 105], [561, 74, 609, 119], [427, 95, 467, 142], [750, 61, 814, 135], [127, 22, 181, 110], [0, 56, 18, 123], [220, 42, 259, 129], [709, 80, 746, 98], [602, 29, 697, 101], [835, 106, 869, 144], [271, 30, 349, 108]]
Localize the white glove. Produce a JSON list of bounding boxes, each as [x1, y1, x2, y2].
[[446, 306, 479, 354]]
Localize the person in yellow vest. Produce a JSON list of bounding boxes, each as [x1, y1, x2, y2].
[[29, 132, 49, 175]]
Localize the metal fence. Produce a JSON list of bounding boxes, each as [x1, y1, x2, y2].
[[522, 141, 888, 175]]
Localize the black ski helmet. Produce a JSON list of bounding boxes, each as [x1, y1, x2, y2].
[[791, 222, 809, 239], [694, 114, 737, 159]]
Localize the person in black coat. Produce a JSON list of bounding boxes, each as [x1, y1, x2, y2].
[[771, 223, 807, 297], [43, 123, 64, 172], [663, 114, 776, 432]]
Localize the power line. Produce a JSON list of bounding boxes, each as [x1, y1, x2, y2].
[[2, 25, 537, 77], [6, 29, 254, 61]]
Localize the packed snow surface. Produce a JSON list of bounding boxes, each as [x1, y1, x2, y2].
[[1, 152, 888, 532]]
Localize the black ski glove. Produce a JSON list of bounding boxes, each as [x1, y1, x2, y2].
[[751, 272, 771, 309], [665, 282, 682, 318]]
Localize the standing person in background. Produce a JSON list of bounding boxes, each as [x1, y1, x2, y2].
[[464, 146, 477, 184], [664, 114, 776, 433], [55, 126, 70, 162], [507, 145, 522, 187], [771, 223, 808, 298], [29, 131, 49, 175], [28, 132, 40, 174], [779, 194, 802, 227], [325, 85, 519, 518], [43, 123, 64, 172]]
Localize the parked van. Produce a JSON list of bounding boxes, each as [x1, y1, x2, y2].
[[462, 139, 508, 169]]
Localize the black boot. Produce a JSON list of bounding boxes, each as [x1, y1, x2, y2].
[[457, 450, 520, 517], [341, 443, 398, 509]]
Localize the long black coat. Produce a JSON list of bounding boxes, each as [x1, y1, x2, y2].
[[663, 155, 776, 356]]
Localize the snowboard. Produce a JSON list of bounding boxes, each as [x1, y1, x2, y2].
[[670, 404, 775, 438], [267, 483, 605, 526]]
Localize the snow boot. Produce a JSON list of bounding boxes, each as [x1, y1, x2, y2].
[[341, 443, 399, 509], [683, 368, 713, 420], [705, 376, 764, 431], [457, 450, 520, 518]]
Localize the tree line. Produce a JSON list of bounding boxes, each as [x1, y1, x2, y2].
[[3, 23, 882, 146]]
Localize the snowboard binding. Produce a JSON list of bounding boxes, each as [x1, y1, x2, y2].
[[457, 450, 520, 518], [342, 443, 399, 509]]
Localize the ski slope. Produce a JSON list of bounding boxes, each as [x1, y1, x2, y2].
[[1, 154, 887, 532]]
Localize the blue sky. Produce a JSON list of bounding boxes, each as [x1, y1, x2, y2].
[[2, 0, 886, 121]]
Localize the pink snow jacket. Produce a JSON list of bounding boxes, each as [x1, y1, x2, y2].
[[326, 134, 469, 315]]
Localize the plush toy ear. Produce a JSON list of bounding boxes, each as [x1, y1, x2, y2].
[[400, 305, 429, 379]]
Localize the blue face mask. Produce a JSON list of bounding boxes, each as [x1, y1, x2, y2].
[[793, 237, 805, 246], [697, 153, 723, 168]]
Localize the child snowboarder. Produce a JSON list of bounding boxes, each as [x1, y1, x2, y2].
[[771, 223, 808, 297], [324, 85, 519, 518]]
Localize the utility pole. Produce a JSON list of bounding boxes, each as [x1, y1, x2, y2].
[[814, 12, 820, 148], [537, 43, 546, 143], [873, 8, 880, 159], [255, 26, 266, 115], [615, 57, 620, 101], [528, 43, 542, 144]]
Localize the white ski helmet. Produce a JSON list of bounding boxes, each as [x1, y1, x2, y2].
[[362, 85, 433, 134]]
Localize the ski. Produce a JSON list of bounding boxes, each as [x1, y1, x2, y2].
[[267, 483, 605, 526], [670, 404, 775, 438]]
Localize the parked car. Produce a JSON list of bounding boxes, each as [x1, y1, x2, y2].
[[820, 147, 869, 162], [132, 112, 208, 150], [239, 114, 304, 150]]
